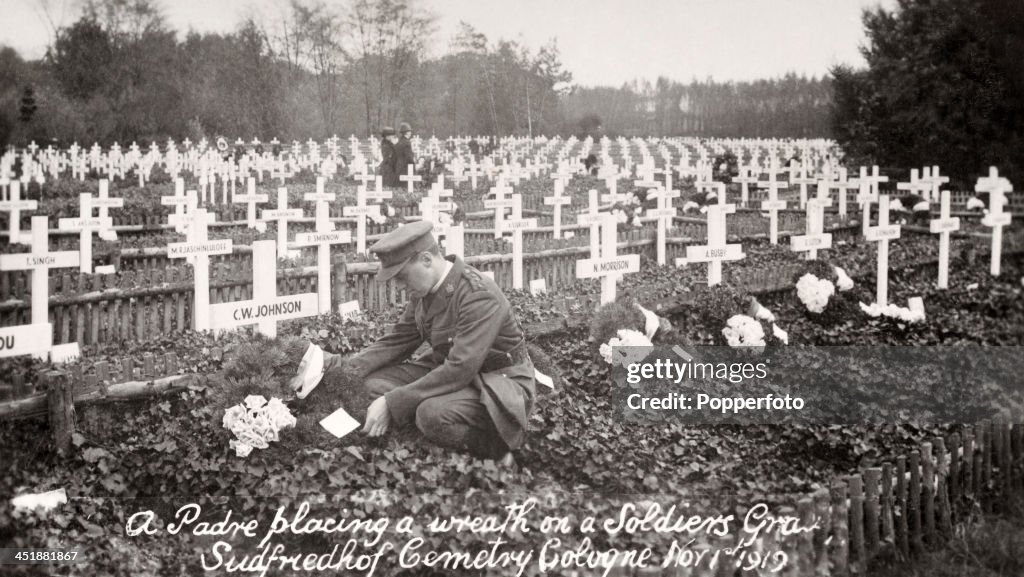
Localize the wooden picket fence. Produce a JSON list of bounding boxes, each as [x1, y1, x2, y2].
[[2, 221, 1018, 346], [584, 423, 1024, 577]]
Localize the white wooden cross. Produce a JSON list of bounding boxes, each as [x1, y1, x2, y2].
[[733, 164, 758, 207], [685, 189, 744, 286], [602, 170, 627, 203], [758, 172, 788, 245], [167, 208, 232, 332], [855, 167, 879, 236], [419, 192, 454, 241], [647, 184, 680, 266], [365, 175, 392, 205], [975, 167, 1013, 277], [428, 174, 454, 206], [58, 193, 112, 274], [929, 188, 960, 289], [544, 178, 572, 239], [551, 164, 575, 189], [160, 178, 189, 230], [448, 168, 469, 191], [344, 184, 381, 255], [484, 180, 515, 239], [864, 195, 902, 306], [791, 162, 818, 210], [577, 189, 604, 259], [209, 240, 318, 338], [296, 181, 352, 314], [896, 169, 929, 205], [466, 157, 483, 191], [791, 192, 833, 260], [862, 166, 889, 219], [262, 187, 304, 258], [831, 167, 857, 219], [165, 188, 213, 241], [235, 177, 269, 231], [924, 166, 948, 204], [399, 164, 422, 193], [499, 194, 538, 289], [353, 170, 375, 191], [92, 179, 123, 242], [0, 181, 37, 244], [0, 216, 80, 358], [693, 160, 716, 194], [575, 213, 639, 305]]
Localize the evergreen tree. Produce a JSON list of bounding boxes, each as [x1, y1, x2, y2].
[[830, 0, 1024, 186], [19, 86, 37, 124]]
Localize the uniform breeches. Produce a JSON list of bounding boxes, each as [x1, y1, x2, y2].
[[365, 363, 510, 460]]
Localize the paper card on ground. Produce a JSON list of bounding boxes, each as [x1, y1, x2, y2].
[[535, 370, 555, 390], [95, 265, 116, 275], [529, 278, 547, 296], [11, 488, 67, 512], [49, 342, 81, 364], [338, 300, 361, 319], [319, 406, 360, 439], [908, 297, 925, 317]]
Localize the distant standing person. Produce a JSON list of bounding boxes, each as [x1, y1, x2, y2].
[[394, 122, 416, 186], [380, 126, 399, 187]]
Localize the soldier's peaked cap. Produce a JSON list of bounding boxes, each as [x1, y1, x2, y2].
[[370, 221, 437, 282]]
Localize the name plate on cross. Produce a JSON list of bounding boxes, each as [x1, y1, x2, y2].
[[576, 255, 641, 278], [58, 217, 112, 230], [295, 231, 352, 244], [499, 219, 537, 231], [686, 244, 744, 261], [864, 225, 900, 242], [211, 295, 319, 328], [0, 323, 53, 359], [167, 239, 233, 258]]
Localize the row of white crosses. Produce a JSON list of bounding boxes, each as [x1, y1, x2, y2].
[[167, 202, 329, 338]]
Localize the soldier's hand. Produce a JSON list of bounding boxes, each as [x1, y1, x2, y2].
[[363, 396, 390, 437]]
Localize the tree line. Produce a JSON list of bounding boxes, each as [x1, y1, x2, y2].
[[1, 0, 840, 149]]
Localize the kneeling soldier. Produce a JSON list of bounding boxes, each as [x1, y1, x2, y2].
[[343, 221, 535, 462]]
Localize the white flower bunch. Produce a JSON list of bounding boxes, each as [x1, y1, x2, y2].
[[223, 395, 297, 458], [859, 302, 925, 324], [722, 314, 766, 349], [599, 329, 652, 365], [796, 273, 836, 314], [834, 266, 855, 292], [748, 298, 775, 323]]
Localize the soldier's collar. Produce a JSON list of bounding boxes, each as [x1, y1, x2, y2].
[[425, 256, 462, 316], [428, 260, 454, 295]]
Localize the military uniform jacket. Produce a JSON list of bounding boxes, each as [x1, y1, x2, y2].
[[348, 256, 536, 448]]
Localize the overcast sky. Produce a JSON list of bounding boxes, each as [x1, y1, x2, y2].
[[1, 0, 896, 86]]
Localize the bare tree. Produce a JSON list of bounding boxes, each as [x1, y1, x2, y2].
[[343, 0, 435, 133]]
